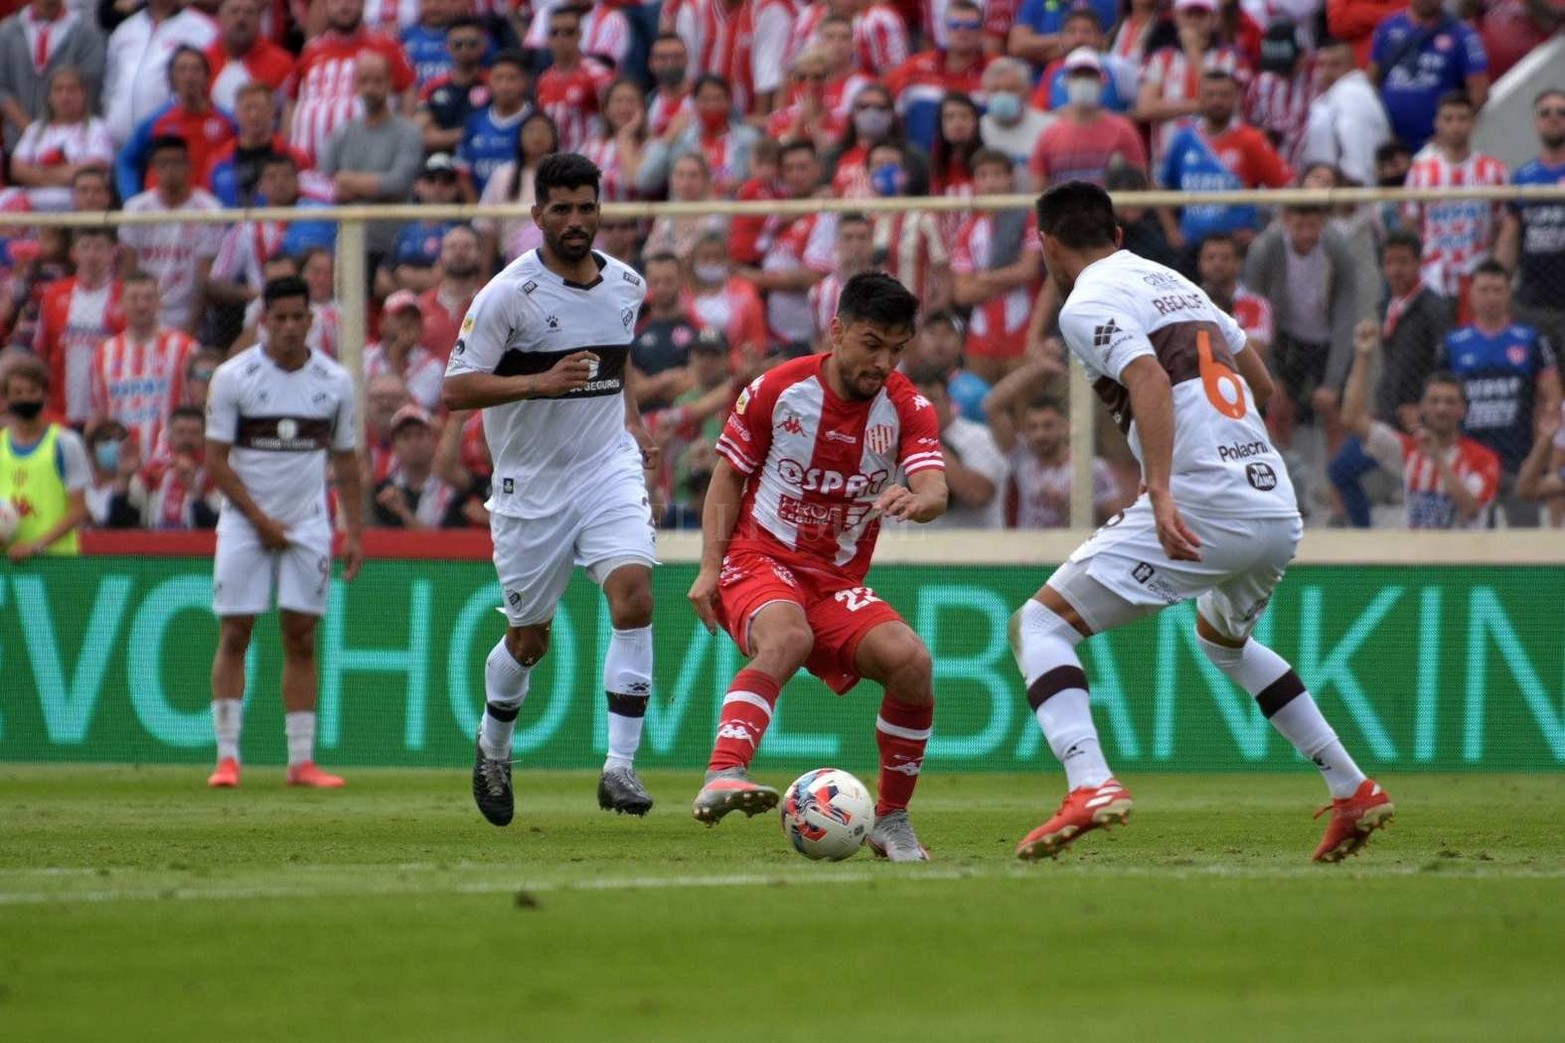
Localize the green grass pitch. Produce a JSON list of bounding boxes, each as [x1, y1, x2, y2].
[[3, 767, 1563, 1042]]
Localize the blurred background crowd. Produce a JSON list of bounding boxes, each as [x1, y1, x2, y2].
[[0, 0, 1562, 541]]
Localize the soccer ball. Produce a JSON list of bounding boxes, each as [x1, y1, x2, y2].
[[0, 499, 18, 545], [780, 768, 874, 861]]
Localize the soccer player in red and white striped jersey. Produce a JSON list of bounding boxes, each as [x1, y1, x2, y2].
[[33, 229, 127, 426], [282, 0, 417, 162], [535, 5, 614, 153], [1401, 92, 1508, 318], [90, 272, 199, 458], [688, 271, 947, 861]]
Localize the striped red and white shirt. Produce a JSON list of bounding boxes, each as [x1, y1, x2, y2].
[[1402, 147, 1509, 296], [854, 2, 909, 74], [33, 276, 127, 424], [90, 328, 199, 454], [1231, 283, 1274, 347], [872, 211, 948, 309], [648, 88, 696, 138], [949, 210, 1039, 361], [524, 0, 633, 67], [1245, 63, 1315, 169], [285, 29, 417, 161], [716, 353, 943, 576], [578, 135, 638, 201], [1364, 421, 1500, 529], [664, 0, 795, 114], [1141, 45, 1249, 164], [806, 270, 847, 344], [536, 59, 613, 153], [11, 118, 114, 212], [212, 220, 286, 292]]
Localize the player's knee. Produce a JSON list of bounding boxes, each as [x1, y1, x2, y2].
[[281, 623, 316, 660], [1195, 627, 1245, 669], [757, 623, 814, 671], [505, 626, 550, 665], [217, 618, 253, 657], [608, 585, 654, 630], [885, 642, 934, 704]]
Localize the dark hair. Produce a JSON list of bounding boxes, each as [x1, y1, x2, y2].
[[651, 30, 686, 50], [263, 275, 310, 310], [970, 147, 1012, 174], [510, 112, 561, 198], [166, 44, 210, 87], [1201, 67, 1237, 86], [932, 91, 983, 186], [1375, 140, 1412, 164], [1198, 231, 1237, 256], [4, 353, 50, 392], [643, 251, 682, 270], [906, 362, 950, 389], [838, 211, 870, 230], [534, 151, 602, 206], [1035, 181, 1117, 249], [490, 48, 528, 74], [834, 82, 902, 155], [548, 3, 582, 23], [1534, 87, 1565, 109], [259, 152, 299, 175], [836, 271, 919, 331], [693, 73, 732, 101], [446, 14, 483, 34], [1061, 7, 1101, 31], [147, 134, 189, 159], [1103, 165, 1149, 192], [169, 405, 205, 426], [1424, 370, 1467, 400], [70, 227, 117, 246], [1437, 90, 1473, 114], [1382, 229, 1423, 258], [1472, 259, 1510, 281], [948, 0, 982, 16], [1025, 395, 1065, 415], [1317, 35, 1349, 51], [780, 138, 817, 162]]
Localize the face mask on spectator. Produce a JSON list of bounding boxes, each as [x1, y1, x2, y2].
[[656, 66, 687, 89], [698, 110, 728, 134], [870, 163, 905, 197], [1065, 78, 1102, 109], [854, 107, 893, 139], [95, 439, 121, 472], [987, 91, 1022, 124], [694, 262, 728, 284]]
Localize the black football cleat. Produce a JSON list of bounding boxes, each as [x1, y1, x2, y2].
[[598, 765, 654, 816], [472, 735, 514, 826]]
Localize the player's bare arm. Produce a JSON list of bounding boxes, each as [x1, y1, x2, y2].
[[1340, 320, 1378, 441], [205, 439, 289, 550], [1121, 355, 1201, 562], [1233, 337, 1274, 412], [442, 350, 598, 410], [688, 457, 747, 634], [873, 468, 948, 523], [621, 369, 659, 473], [333, 449, 365, 581], [1515, 411, 1565, 501]]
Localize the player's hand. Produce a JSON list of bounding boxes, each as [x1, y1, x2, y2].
[[1150, 490, 1202, 562], [376, 484, 411, 519], [1535, 406, 1561, 443], [7, 539, 40, 563], [640, 441, 661, 472], [537, 351, 599, 396], [341, 532, 363, 582], [1353, 319, 1379, 357], [874, 484, 920, 521], [687, 566, 720, 634], [253, 514, 290, 550]]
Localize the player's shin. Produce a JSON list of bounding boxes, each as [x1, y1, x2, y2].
[[875, 696, 932, 816], [1013, 599, 1112, 790], [1195, 634, 1366, 798], [708, 668, 781, 772], [604, 625, 653, 769], [481, 640, 534, 760]]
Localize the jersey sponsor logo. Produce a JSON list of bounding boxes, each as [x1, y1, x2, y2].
[[1217, 440, 1270, 462], [522, 280, 538, 295], [865, 424, 894, 455], [1246, 461, 1279, 491], [545, 314, 560, 329], [823, 430, 857, 445], [1132, 562, 1155, 583], [1131, 561, 1181, 602], [621, 306, 635, 331], [235, 415, 332, 452], [494, 345, 629, 397], [776, 458, 889, 497], [734, 386, 752, 415], [621, 270, 642, 287], [1092, 320, 1122, 347], [778, 494, 847, 533], [461, 314, 476, 334]]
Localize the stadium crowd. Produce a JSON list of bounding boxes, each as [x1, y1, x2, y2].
[[0, 0, 1563, 552]]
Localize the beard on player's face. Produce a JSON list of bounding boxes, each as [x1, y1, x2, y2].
[[548, 224, 595, 262]]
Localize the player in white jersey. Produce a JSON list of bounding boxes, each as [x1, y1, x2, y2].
[[443, 153, 661, 826], [1009, 183, 1394, 864], [203, 277, 364, 790]]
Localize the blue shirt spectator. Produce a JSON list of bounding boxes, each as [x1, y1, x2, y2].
[[402, 22, 455, 90], [1370, 4, 1489, 149], [392, 220, 458, 271], [1508, 154, 1565, 312], [1441, 314, 1559, 471], [1015, 0, 1121, 47], [456, 102, 531, 196]]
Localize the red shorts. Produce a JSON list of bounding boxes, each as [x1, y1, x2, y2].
[[715, 550, 904, 694]]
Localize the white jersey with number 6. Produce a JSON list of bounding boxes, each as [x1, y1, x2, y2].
[[1057, 249, 1297, 518]]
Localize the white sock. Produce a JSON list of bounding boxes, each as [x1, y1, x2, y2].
[[1013, 599, 1113, 790], [1197, 634, 1366, 799], [603, 625, 653, 770], [284, 711, 314, 767], [481, 639, 533, 760], [212, 699, 243, 763]]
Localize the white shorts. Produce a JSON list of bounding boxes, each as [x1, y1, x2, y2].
[[1047, 497, 1303, 641], [491, 475, 657, 627], [212, 524, 333, 618]]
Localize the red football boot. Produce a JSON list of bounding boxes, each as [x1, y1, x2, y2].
[[207, 757, 240, 788], [286, 762, 346, 788], [1015, 778, 1133, 861], [1313, 779, 1394, 863]]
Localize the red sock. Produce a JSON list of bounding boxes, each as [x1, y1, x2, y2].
[[708, 668, 781, 772], [875, 696, 933, 816]]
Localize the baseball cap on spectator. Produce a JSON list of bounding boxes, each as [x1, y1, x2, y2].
[[691, 326, 729, 355], [1173, 0, 1217, 11], [384, 289, 424, 317], [423, 153, 458, 180], [1259, 20, 1303, 76], [390, 404, 432, 433], [1063, 48, 1103, 77]]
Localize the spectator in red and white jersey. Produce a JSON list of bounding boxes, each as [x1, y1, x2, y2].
[[89, 270, 198, 456], [282, 0, 416, 163], [727, 138, 782, 267], [8, 66, 113, 212], [646, 31, 695, 138], [1245, 18, 1314, 168], [205, 0, 293, 113], [209, 153, 333, 313], [950, 148, 1042, 383], [525, 0, 632, 70], [644, 152, 729, 260], [1198, 230, 1273, 351], [363, 370, 411, 483], [579, 77, 648, 202], [119, 135, 224, 335], [475, 112, 559, 268], [418, 224, 482, 359], [985, 384, 1122, 528], [663, 0, 796, 116], [102, 0, 218, 145], [1108, 0, 1167, 65], [978, 58, 1051, 181], [863, 139, 952, 313], [136, 404, 221, 528], [414, 15, 490, 155], [690, 231, 770, 375], [736, 140, 837, 354], [535, 4, 614, 153], [825, 81, 931, 199], [33, 227, 125, 425], [116, 46, 238, 202], [930, 91, 984, 242], [299, 246, 341, 357], [367, 289, 444, 410], [0, 0, 107, 151], [807, 210, 874, 350], [884, 0, 992, 151], [765, 47, 850, 151], [1402, 91, 1508, 324], [1028, 48, 1146, 189], [812, 14, 873, 122], [1134, 0, 1250, 167], [840, 0, 910, 75], [637, 73, 760, 197]]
